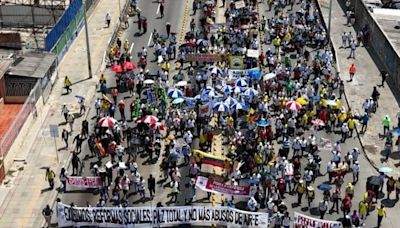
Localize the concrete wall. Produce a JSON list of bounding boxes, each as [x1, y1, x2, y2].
[[350, 0, 400, 84]]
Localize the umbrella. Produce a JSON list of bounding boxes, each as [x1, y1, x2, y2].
[[248, 70, 261, 80], [243, 88, 258, 97], [167, 88, 183, 98], [150, 122, 166, 130], [367, 176, 382, 186], [224, 97, 238, 106], [263, 73, 276, 81], [222, 85, 233, 94], [257, 119, 270, 127], [75, 95, 85, 101], [172, 97, 185, 104], [296, 97, 307, 105], [379, 167, 393, 173], [208, 66, 223, 75], [111, 64, 123, 73], [213, 102, 229, 112], [311, 95, 321, 101], [286, 101, 302, 111], [123, 61, 136, 71], [236, 78, 248, 87], [312, 119, 325, 126], [234, 86, 244, 94], [317, 183, 332, 191], [176, 81, 188, 87], [135, 115, 159, 125], [98, 116, 117, 128], [231, 102, 244, 110], [143, 79, 155, 85], [391, 128, 400, 136], [202, 89, 218, 98], [196, 39, 208, 46]]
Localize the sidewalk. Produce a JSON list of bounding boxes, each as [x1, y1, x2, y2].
[[0, 0, 125, 226], [319, 0, 399, 227]]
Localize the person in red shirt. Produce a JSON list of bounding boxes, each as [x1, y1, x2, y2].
[[111, 87, 119, 104], [118, 100, 125, 121], [108, 140, 117, 163]]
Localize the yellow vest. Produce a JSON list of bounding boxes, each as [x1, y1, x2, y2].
[[377, 208, 385, 216]]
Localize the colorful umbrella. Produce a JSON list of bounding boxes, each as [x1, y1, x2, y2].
[[296, 97, 307, 105], [135, 115, 159, 125], [231, 102, 244, 110], [111, 64, 123, 73], [223, 85, 233, 94], [243, 88, 258, 97], [176, 81, 188, 87], [224, 97, 238, 106], [213, 102, 229, 112], [208, 66, 223, 75], [236, 78, 248, 87], [167, 88, 183, 98], [123, 61, 136, 71], [150, 122, 166, 130], [75, 95, 85, 101], [317, 183, 332, 191], [98, 116, 117, 128], [234, 86, 244, 94], [257, 119, 270, 127], [286, 101, 302, 111], [312, 119, 325, 126], [202, 89, 218, 98]]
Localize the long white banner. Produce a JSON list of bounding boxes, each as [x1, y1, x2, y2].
[[57, 203, 268, 227], [294, 212, 343, 228]]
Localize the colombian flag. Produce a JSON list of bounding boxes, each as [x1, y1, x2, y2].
[[193, 149, 231, 168]]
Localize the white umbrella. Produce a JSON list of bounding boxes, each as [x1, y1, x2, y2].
[[176, 81, 188, 87], [144, 79, 155, 85], [263, 73, 277, 81]]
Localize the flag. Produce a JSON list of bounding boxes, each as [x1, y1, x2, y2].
[[193, 149, 231, 169]]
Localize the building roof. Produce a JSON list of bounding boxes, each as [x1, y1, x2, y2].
[[0, 59, 13, 80], [6, 52, 56, 78], [372, 9, 400, 55]]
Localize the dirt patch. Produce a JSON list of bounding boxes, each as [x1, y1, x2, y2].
[[364, 144, 378, 154]]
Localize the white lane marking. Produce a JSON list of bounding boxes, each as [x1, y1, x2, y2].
[[147, 32, 153, 46], [156, 3, 160, 15], [129, 42, 135, 53]]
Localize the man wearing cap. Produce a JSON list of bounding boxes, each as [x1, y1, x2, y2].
[[306, 186, 315, 208]]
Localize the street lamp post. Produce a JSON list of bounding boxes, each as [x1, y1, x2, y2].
[[328, 0, 333, 39], [83, 0, 93, 79]]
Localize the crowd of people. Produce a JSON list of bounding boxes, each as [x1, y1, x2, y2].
[[53, 0, 400, 227]]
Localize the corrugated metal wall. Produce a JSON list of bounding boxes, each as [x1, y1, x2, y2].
[[44, 0, 82, 51], [0, 5, 64, 28]]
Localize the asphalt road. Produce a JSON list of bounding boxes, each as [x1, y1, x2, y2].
[[56, 1, 393, 227]]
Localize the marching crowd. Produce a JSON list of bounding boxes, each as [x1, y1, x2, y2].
[[49, 0, 400, 227]]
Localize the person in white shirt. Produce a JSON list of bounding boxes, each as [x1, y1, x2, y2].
[[351, 160, 360, 183]]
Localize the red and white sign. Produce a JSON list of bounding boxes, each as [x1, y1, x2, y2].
[[294, 212, 343, 228], [195, 176, 252, 197], [67, 176, 102, 189]]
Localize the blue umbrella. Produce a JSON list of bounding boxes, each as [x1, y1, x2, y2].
[[243, 88, 258, 97], [317, 183, 332, 191], [379, 167, 393, 173], [224, 97, 238, 106], [231, 102, 244, 110], [172, 97, 185, 104], [391, 128, 400, 136], [223, 85, 233, 94], [213, 102, 229, 112], [234, 86, 245, 94], [202, 89, 218, 98], [248, 70, 261, 80], [185, 98, 195, 106], [257, 119, 270, 127], [208, 66, 223, 75], [236, 78, 248, 87], [167, 88, 183, 98]]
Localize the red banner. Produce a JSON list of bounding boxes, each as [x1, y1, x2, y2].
[[195, 176, 252, 197], [67, 176, 102, 189]]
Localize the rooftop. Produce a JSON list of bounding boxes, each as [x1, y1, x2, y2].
[[372, 8, 400, 54], [0, 59, 14, 80], [7, 52, 56, 78]]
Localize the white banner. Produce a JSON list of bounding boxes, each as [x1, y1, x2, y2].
[[57, 203, 268, 227], [294, 212, 343, 228], [228, 67, 260, 80], [66, 176, 102, 189], [246, 49, 259, 58]]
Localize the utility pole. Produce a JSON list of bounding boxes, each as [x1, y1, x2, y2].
[[83, 0, 93, 78], [328, 0, 333, 39]]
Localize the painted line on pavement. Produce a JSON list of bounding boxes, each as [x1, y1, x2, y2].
[[129, 42, 135, 54], [156, 3, 160, 15], [147, 32, 153, 47]]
